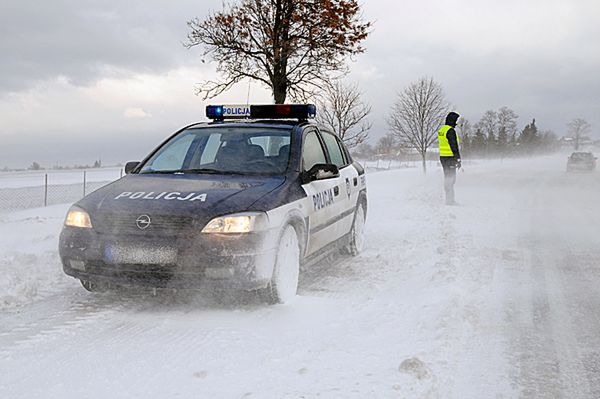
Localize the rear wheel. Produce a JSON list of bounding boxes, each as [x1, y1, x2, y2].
[[262, 225, 300, 304], [347, 205, 365, 256]]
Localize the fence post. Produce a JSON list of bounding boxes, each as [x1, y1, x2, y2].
[[83, 171, 87, 197], [44, 173, 48, 207]]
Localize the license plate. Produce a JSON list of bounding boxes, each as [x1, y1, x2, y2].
[[104, 243, 178, 265]]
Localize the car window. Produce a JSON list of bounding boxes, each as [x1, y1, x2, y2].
[[250, 136, 291, 157], [144, 133, 195, 171], [199, 133, 222, 164], [336, 136, 351, 165], [140, 127, 292, 175], [572, 153, 592, 159], [321, 132, 346, 168], [302, 130, 327, 172]]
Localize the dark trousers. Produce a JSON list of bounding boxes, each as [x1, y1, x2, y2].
[[440, 157, 458, 204]]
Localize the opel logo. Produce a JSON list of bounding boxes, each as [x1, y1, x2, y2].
[[136, 215, 151, 230]]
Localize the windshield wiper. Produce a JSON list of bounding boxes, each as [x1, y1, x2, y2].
[[140, 168, 250, 175], [177, 168, 251, 175], [176, 168, 225, 174]]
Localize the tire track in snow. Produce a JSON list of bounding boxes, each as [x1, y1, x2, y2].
[[551, 215, 600, 396], [504, 175, 563, 398], [504, 171, 599, 398]]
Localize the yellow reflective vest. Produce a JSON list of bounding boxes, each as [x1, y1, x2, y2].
[[438, 125, 459, 157]]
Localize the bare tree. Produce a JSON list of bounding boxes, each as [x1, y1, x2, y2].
[[477, 110, 498, 156], [497, 106, 518, 156], [352, 142, 374, 160], [375, 133, 397, 158], [185, 0, 371, 103], [458, 118, 472, 155], [567, 118, 591, 150], [316, 80, 372, 149], [458, 118, 472, 136], [497, 107, 519, 139], [388, 77, 450, 173]]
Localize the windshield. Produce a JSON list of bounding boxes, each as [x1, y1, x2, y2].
[[571, 152, 593, 159], [139, 127, 292, 175]]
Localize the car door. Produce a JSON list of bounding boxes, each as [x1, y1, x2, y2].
[[319, 130, 359, 237], [300, 128, 345, 255]]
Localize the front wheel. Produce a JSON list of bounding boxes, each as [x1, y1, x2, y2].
[[347, 205, 366, 256], [262, 225, 300, 304]]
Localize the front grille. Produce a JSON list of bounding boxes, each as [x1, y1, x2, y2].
[[94, 214, 194, 235]]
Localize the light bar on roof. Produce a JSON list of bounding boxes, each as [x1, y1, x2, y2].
[[206, 104, 316, 120]]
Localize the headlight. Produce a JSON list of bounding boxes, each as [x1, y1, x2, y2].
[[64, 206, 93, 228], [201, 212, 268, 234]]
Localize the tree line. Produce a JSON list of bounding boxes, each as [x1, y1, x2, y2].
[[457, 111, 559, 159]]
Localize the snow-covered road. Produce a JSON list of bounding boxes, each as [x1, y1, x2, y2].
[[1, 155, 599, 398]]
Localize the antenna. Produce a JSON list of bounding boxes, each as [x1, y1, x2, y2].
[[246, 78, 251, 107]]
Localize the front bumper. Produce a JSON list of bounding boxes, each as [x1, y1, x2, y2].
[[59, 227, 278, 290]]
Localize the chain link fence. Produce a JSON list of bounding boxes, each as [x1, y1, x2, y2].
[[361, 158, 439, 172], [0, 168, 123, 213]]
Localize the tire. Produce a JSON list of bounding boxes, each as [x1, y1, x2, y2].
[[262, 225, 300, 304], [347, 205, 366, 256], [80, 279, 107, 293]]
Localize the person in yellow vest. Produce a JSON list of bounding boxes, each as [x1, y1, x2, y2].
[[438, 112, 461, 205]]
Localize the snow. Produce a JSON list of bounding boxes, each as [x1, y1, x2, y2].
[[0, 205, 71, 309], [2, 154, 600, 398]]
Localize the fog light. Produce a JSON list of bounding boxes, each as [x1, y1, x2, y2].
[[69, 260, 86, 271]]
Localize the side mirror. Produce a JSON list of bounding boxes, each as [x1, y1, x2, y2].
[[125, 161, 140, 174], [303, 163, 340, 183]]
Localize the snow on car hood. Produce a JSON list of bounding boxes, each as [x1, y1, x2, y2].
[[76, 173, 286, 218]]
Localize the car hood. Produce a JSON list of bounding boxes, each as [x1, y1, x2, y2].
[[77, 173, 286, 218]]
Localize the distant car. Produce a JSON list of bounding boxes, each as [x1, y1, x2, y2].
[[59, 104, 367, 304], [566, 152, 597, 172]]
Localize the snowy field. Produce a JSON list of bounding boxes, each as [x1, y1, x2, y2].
[[0, 167, 123, 189], [0, 167, 123, 211], [2, 154, 600, 398]]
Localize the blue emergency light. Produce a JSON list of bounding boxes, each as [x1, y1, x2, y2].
[[206, 105, 224, 119], [206, 104, 316, 120]]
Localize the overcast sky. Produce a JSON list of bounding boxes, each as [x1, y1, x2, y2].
[[1, 0, 599, 168]]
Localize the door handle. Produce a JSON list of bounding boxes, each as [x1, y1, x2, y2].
[[334, 186, 340, 196], [353, 177, 358, 186]]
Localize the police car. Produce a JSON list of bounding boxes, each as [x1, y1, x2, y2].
[[59, 104, 367, 303]]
